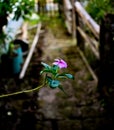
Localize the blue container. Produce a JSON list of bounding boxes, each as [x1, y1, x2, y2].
[[12, 46, 23, 74]]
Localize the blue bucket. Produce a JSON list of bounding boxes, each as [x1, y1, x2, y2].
[[12, 46, 23, 74]]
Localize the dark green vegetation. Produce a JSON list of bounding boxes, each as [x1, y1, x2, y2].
[[85, 0, 114, 23], [0, 0, 35, 32]]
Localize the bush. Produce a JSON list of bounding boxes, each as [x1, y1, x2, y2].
[[85, 0, 114, 23]]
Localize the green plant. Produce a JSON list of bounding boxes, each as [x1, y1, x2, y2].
[[0, 0, 35, 19], [0, 0, 35, 56], [0, 59, 74, 98], [85, 0, 114, 23], [41, 59, 74, 94], [0, 0, 35, 31], [0, 0, 35, 34]]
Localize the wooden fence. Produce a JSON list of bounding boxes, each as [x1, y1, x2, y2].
[[63, 0, 114, 111], [63, 0, 100, 82], [74, 1, 100, 82]]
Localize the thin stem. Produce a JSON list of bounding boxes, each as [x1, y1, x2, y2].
[[0, 84, 44, 98]]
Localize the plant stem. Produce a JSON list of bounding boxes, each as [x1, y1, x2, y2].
[[0, 84, 44, 98]]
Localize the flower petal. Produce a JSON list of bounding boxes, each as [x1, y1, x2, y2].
[[53, 59, 67, 68]]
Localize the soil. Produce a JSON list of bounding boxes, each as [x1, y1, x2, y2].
[[0, 16, 113, 130]]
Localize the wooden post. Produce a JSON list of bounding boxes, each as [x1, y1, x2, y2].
[[19, 23, 42, 79], [71, 0, 76, 38], [75, 1, 84, 50], [63, 0, 72, 34], [58, 0, 63, 18], [74, 1, 99, 39], [98, 14, 114, 114]]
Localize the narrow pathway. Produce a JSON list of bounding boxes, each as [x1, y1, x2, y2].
[[0, 17, 112, 130], [35, 20, 108, 130]]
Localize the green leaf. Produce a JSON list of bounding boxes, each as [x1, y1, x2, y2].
[[50, 80, 60, 88], [40, 62, 53, 75], [40, 64, 60, 76], [41, 62, 51, 69], [50, 65, 59, 76], [56, 73, 74, 79], [46, 76, 60, 88], [64, 74, 74, 79], [52, 65, 59, 72], [55, 73, 66, 78], [40, 69, 53, 75], [55, 74, 66, 79]]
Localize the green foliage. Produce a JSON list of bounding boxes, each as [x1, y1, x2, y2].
[[56, 73, 74, 79], [53, 0, 59, 3], [85, 0, 114, 23], [0, 0, 35, 54], [0, 0, 10, 16], [46, 76, 60, 88], [0, 0, 35, 21], [13, 0, 35, 20], [40, 60, 74, 94]]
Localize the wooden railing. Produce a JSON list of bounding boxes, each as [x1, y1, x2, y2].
[[75, 2, 99, 39], [19, 23, 42, 79], [74, 1, 100, 82], [63, 0, 114, 109], [63, 0, 100, 82]]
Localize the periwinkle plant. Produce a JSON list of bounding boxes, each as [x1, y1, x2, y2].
[[0, 59, 74, 98], [40, 59, 74, 94]]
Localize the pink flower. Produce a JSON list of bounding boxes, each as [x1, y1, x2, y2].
[[53, 59, 67, 68]]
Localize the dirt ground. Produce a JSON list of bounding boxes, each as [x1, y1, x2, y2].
[[0, 16, 113, 130]]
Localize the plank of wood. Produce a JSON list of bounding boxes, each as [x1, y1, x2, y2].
[[71, 0, 76, 38], [16, 24, 38, 35], [19, 23, 42, 79], [77, 47, 98, 83], [77, 26, 99, 59], [63, 0, 72, 10], [75, 1, 100, 39]]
